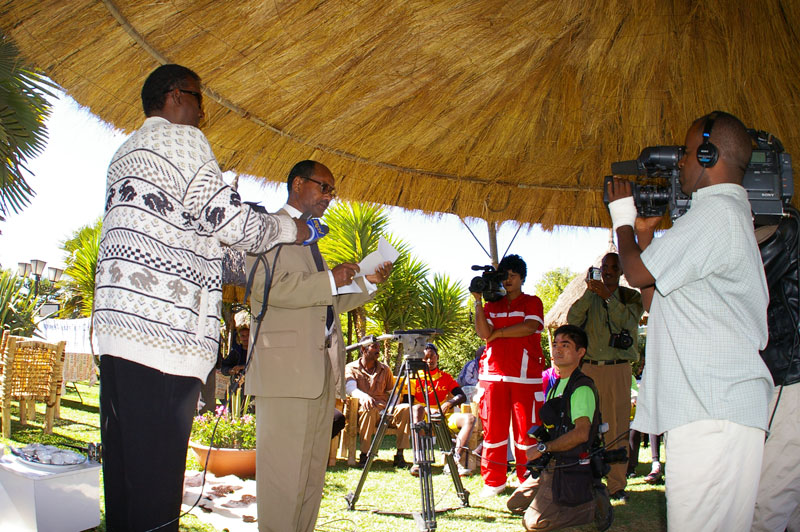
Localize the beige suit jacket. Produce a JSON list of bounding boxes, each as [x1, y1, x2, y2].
[[244, 210, 374, 399]]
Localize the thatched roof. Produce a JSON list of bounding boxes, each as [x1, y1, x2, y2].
[[3, 1, 800, 228]]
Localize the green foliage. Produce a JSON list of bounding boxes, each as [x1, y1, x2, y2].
[[0, 33, 56, 220], [533, 267, 576, 363], [190, 392, 256, 450], [0, 269, 39, 335], [60, 218, 101, 318], [319, 201, 389, 263], [534, 267, 576, 314], [436, 307, 483, 378], [365, 235, 428, 333]]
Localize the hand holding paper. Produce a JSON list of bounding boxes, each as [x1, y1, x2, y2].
[[356, 237, 400, 277]]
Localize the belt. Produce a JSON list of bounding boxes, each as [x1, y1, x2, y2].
[[585, 359, 629, 366]]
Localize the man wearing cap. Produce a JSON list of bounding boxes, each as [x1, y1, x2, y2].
[[344, 337, 412, 468]]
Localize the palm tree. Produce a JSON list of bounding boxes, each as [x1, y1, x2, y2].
[[415, 273, 468, 350], [0, 269, 38, 335], [59, 219, 102, 318], [0, 33, 55, 225], [319, 201, 391, 342]]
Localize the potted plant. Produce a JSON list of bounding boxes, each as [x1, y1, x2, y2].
[[189, 387, 256, 477]]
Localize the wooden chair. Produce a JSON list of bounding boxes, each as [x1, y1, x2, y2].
[[0, 335, 67, 438]]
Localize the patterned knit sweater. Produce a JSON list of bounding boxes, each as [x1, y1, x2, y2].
[[94, 117, 296, 381]]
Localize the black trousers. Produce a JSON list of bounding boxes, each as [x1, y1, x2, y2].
[[100, 356, 201, 531]]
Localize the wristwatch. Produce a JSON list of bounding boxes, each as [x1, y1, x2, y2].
[[537, 442, 548, 453]]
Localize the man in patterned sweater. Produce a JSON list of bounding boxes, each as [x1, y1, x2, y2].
[[93, 64, 309, 531]]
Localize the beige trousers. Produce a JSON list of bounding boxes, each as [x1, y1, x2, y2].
[[752, 383, 800, 532], [665, 419, 764, 532], [254, 358, 335, 532], [506, 468, 596, 531], [581, 361, 632, 494], [357, 402, 411, 452]]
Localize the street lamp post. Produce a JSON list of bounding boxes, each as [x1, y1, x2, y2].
[[17, 259, 58, 298]]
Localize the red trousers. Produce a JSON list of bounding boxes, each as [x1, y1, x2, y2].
[[479, 381, 542, 487]]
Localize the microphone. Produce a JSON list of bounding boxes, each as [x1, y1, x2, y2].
[[610, 159, 643, 176], [302, 218, 329, 246]]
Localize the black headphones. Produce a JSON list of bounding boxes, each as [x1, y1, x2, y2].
[[696, 111, 721, 167]]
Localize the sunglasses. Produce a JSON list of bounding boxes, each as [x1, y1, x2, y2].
[[304, 176, 337, 197], [165, 87, 203, 108]]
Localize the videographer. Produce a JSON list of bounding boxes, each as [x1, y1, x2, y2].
[[752, 206, 800, 531], [507, 325, 613, 532], [606, 111, 773, 531], [472, 254, 545, 497], [567, 252, 643, 501]]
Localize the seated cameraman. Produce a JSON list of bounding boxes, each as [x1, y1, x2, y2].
[[507, 325, 613, 532]]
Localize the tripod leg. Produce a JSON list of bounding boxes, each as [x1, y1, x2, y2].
[[432, 412, 470, 507], [411, 418, 437, 531], [345, 370, 408, 511]]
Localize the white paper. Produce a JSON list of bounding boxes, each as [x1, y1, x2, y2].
[[356, 237, 400, 278]]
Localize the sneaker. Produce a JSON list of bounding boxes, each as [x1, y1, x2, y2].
[[393, 453, 408, 468], [457, 464, 472, 477], [478, 482, 507, 498], [644, 462, 662, 484], [444, 462, 472, 477], [609, 490, 629, 502], [409, 464, 420, 477], [356, 453, 367, 468]]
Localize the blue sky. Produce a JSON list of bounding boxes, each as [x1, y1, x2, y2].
[[0, 92, 612, 292]]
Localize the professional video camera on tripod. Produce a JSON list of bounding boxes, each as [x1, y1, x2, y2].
[[344, 329, 470, 532]]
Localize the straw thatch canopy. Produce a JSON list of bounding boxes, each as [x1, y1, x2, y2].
[[3, 1, 800, 229]]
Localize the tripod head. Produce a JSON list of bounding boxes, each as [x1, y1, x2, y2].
[[345, 329, 442, 360]]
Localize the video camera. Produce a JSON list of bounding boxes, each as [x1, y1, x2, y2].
[[469, 265, 508, 302], [603, 129, 793, 224], [346, 329, 441, 361]]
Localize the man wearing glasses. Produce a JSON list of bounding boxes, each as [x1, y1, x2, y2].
[[245, 160, 393, 532], [94, 64, 311, 531]]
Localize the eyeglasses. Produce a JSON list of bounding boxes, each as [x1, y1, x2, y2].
[[179, 89, 202, 107], [165, 88, 203, 108], [304, 176, 337, 197]]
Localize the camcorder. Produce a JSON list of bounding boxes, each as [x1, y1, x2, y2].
[[603, 129, 793, 224], [608, 329, 634, 350], [469, 265, 508, 302], [587, 266, 602, 281]]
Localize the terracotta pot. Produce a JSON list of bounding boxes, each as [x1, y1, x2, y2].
[[189, 441, 256, 478]]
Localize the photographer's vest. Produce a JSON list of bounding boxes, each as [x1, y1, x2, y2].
[[539, 368, 601, 506]]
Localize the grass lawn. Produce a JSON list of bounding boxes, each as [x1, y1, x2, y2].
[[1, 382, 666, 531]]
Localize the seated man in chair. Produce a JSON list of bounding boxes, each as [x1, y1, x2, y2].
[[345, 337, 412, 468]]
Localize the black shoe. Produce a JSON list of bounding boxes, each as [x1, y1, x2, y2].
[[610, 490, 629, 502], [393, 453, 408, 468], [357, 453, 367, 468]]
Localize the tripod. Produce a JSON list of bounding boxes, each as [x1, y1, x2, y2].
[[345, 355, 470, 531]]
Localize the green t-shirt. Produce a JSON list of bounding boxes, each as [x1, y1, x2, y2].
[[548, 377, 596, 423]]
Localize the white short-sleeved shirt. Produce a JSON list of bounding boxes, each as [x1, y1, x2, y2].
[[633, 183, 773, 435]]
